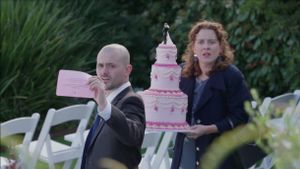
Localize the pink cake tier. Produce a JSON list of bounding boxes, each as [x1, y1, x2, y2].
[[139, 89, 189, 131], [155, 43, 177, 64], [150, 63, 181, 90]]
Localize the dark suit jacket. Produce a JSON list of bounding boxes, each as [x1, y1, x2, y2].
[[82, 87, 145, 169], [171, 65, 251, 169]]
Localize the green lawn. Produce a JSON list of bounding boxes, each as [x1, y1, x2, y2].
[[1, 135, 77, 169]]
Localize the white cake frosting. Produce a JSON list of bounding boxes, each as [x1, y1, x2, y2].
[[139, 31, 189, 131], [150, 64, 181, 90], [155, 33, 177, 64]]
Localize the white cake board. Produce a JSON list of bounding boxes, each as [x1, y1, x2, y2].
[[146, 126, 191, 133]]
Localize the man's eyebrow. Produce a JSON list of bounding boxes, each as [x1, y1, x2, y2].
[[97, 62, 115, 65]]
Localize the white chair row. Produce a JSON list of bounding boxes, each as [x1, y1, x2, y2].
[[0, 101, 96, 169], [64, 129, 175, 169], [1, 100, 176, 169], [3, 90, 298, 169]]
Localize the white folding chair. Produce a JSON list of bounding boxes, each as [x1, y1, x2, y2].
[[294, 89, 300, 96], [63, 108, 99, 143], [139, 131, 163, 169], [64, 108, 99, 142], [282, 93, 300, 130], [250, 91, 300, 169], [0, 113, 40, 169], [139, 131, 174, 169], [259, 97, 272, 116], [262, 91, 300, 130], [64, 129, 89, 143], [151, 132, 174, 169], [292, 103, 300, 130], [259, 92, 300, 117], [27, 101, 95, 169]]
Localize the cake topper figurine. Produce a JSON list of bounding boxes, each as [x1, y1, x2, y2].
[[163, 23, 170, 44]]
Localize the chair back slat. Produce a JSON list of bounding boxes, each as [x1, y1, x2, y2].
[[260, 93, 300, 117], [0, 113, 40, 169], [30, 101, 95, 169], [51, 104, 93, 126], [1, 113, 40, 145]]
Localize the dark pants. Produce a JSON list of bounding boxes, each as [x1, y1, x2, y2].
[[179, 138, 196, 169]]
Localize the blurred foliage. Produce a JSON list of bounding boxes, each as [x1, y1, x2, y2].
[[1, 0, 299, 122], [200, 123, 265, 169], [201, 89, 300, 169], [1, 135, 63, 169]]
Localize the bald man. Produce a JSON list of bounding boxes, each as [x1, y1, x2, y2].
[[81, 44, 145, 169]]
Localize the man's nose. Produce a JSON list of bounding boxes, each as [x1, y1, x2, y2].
[[101, 66, 109, 75]]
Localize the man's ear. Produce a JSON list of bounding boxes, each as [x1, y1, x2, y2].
[[126, 64, 132, 75]]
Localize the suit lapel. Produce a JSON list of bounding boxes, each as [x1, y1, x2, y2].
[[194, 80, 213, 113], [88, 86, 132, 149], [180, 77, 195, 124], [111, 87, 132, 106]]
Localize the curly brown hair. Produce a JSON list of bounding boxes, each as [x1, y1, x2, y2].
[[181, 20, 234, 78]]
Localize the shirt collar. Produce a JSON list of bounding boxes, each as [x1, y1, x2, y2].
[[106, 81, 131, 103]]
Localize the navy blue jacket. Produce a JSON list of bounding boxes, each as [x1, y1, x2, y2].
[[171, 65, 251, 169]]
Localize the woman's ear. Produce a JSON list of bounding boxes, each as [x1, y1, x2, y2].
[[193, 55, 198, 62]]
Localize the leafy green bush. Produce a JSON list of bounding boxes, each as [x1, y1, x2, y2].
[[227, 1, 300, 96], [0, 0, 99, 121], [50, 0, 300, 97], [1, 0, 299, 122], [166, 0, 300, 97]]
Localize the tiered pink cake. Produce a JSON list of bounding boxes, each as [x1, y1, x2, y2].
[[139, 30, 188, 131]]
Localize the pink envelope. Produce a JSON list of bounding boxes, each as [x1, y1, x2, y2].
[[56, 70, 94, 98]]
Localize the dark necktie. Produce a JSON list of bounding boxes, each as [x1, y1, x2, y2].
[[81, 115, 102, 169], [85, 115, 101, 146]]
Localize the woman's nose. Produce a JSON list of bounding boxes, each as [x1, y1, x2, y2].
[[201, 42, 209, 48]]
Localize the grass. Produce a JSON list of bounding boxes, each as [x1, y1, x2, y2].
[[0, 134, 76, 169]]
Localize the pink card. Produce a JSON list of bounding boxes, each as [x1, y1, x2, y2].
[[56, 70, 94, 98]]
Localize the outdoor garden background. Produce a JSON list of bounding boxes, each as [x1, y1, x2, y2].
[[1, 0, 299, 168]]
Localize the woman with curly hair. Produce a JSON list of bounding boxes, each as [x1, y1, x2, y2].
[[171, 20, 251, 169]]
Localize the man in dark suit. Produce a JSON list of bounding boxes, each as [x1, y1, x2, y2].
[[81, 44, 145, 169]]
